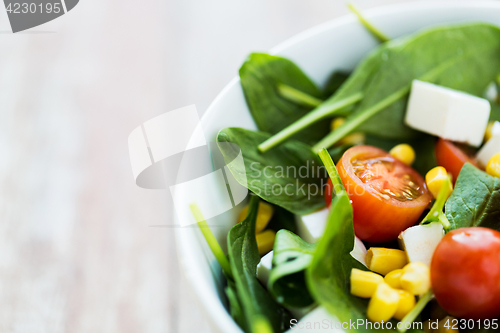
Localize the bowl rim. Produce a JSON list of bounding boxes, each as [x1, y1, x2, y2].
[[174, 1, 500, 332]]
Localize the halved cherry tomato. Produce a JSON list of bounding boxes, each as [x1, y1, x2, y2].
[[435, 139, 479, 183], [325, 146, 432, 243], [431, 227, 500, 319]]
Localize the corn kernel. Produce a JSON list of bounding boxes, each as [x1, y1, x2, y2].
[[256, 230, 276, 256], [331, 117, 345, 131], [238, 202, 274, 233], [390, 144, 416, 165], [384, 269, 403, 289], [342, 132, 366, 146], [425, 167, 453, 199], [394, 290, 416, 320], [437, 316, 459, 333], [400, 262, 431, 295], [366, 248, 408, 276], [486, 153, 500, 179], [367, 282, 400, 322], [330, 117, 365, 145], [350, 268, 384, 298], [484, 120, 500, 142]]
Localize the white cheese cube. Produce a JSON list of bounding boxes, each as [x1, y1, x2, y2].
[[405, 80, 490, 147], [287, 307, 339, 332], [477, 134, 500, 167], [398, 222, 444, 267], [295, 208, 329, 243], [256, 251, 273, 286]]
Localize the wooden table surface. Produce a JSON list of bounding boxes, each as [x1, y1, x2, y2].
[[0, 0, 413, 332]]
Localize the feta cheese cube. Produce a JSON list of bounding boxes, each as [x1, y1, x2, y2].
[[398, 222, 444, 267], [256, 250, 273, 286], [477, 134, 500, 167], [405, 80, 490, 147], [295, 208, 329, 243]]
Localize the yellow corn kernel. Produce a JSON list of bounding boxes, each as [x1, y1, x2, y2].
[[330, 117, 365, 145], [350, 268, 384, 298], [400, 262, 431, 295], [342, 132, 366, 145], [331, 117, 345, 131], [384, 269, 403, 289], [390, 144, 416, 165], [366, 248, 408, 276], [425, 166, 453, 199], [486, 153, 500, 179], [238, 202, 274, 233], [437, 316, 459, 333], [256, 230, 276, 256], [484, 120, 500, 142], [394, 290, 416, 321], [367, 282, 400, 322]]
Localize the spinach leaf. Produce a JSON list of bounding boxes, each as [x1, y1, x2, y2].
[[306, 149, 424, 333], [316, 23, 500, 149], [268, 230, 317, 308], [225, 279, 247, 329], [489, 101, 500, 122], [227, 195, 291, 332], [258, 37, 386, 152], [239, 53, 329, 144], [217, 127, 327, 215], [446, 163, 500, 231], [357, 23, 500, 139]]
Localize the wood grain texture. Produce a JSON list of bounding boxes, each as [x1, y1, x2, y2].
[[0, 0, 413, 332]]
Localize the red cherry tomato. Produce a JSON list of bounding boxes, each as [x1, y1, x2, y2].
[[431, 227, 500, 319], [435, 139, 479, 183], [325, 145, 432, 243]]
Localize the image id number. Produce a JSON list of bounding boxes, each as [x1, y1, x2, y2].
[[6, 2, 62, 14]]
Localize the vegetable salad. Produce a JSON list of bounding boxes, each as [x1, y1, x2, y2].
[[194, 16, 500, 333]]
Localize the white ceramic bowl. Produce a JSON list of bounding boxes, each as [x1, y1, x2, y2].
[[175, 2, 500, 332]]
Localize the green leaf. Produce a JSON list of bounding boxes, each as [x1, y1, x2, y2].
[[225, 279, 247, 329], [489, 101, 500, 121], [268, 230, 317, 308], [307, 149, 424, 333], [446, 163, 500, 231], [217, 127, 327, 215], [239, 53, 329, 144], [353, 23, 500, 140], [227, 195, 290, 332]]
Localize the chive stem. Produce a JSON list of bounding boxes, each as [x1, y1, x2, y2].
[[318, 148, 345, 196], [277, 83, 323, 108], [313, 86, 409, 152], [348, 3, 390, 43], [190, 203, 233, 279], [258, 92, 363, 153], [420, 175, 452, 229], [312, 57, 459, 152], [397, 290, 433, 333]]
